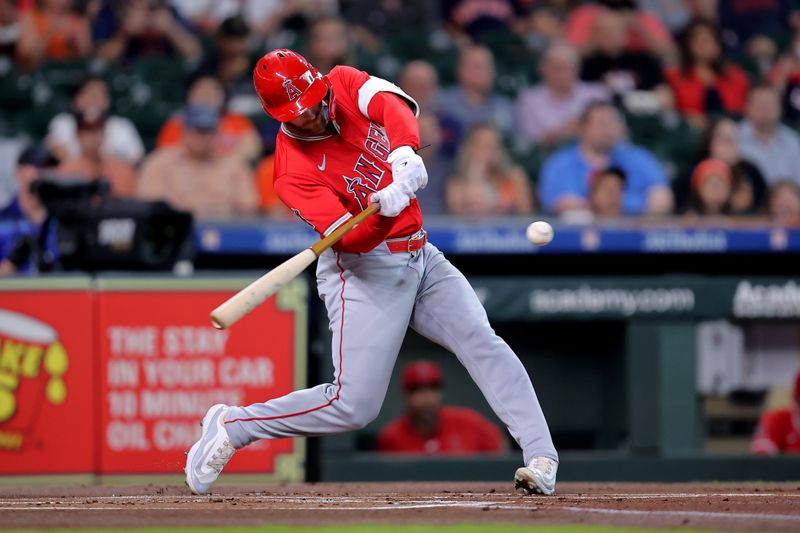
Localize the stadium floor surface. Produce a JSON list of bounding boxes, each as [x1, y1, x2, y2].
[[1, 482, 799, 532]]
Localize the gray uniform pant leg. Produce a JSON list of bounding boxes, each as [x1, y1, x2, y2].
[[225, 246, 417, 448], [408, 243, 558, 465]]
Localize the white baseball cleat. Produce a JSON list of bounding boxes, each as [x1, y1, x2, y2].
[[185, 404, 236, 495], [514, 456, 558, 496]]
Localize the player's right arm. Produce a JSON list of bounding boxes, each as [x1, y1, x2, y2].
[[275, 175, 395, 254]]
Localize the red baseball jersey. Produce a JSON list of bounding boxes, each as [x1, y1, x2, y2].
[[377, 406, 504, 455], [751, 407, 800, 455], [273, 66, 423, 250]]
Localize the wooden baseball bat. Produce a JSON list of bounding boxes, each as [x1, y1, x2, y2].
[[210, 203, 380, 329]]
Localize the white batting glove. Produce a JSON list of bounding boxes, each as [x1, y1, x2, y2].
[[388, 146, 428, 195], [370, 182, 411, 217]]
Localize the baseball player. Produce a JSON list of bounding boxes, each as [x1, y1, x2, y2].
[[185, 49, 558, 495]]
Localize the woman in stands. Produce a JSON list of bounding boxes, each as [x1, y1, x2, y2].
[[664, 19, 750, 129]]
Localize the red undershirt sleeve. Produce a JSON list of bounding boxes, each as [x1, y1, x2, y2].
[[366, 92, 420, 152]]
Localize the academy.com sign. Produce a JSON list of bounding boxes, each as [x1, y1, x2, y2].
[[733, 280, 800, 318], [529, 285, 696, 316]]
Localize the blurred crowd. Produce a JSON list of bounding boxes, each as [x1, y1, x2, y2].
[[2, 0, 800, 234]]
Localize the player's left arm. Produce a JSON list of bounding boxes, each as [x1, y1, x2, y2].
[[356, 76, 427, 195]]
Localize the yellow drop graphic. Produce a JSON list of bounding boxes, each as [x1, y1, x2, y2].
[[44, 342, 68, 376], [46, 378, 67, 405]]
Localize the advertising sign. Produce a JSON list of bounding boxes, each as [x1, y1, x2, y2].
[[0, 280, 95, 474], [96, 278, 307, 479]]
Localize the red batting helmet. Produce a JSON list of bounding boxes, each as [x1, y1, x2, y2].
[[253, 49, 330, 122]]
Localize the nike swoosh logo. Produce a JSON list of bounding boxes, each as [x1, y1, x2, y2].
[[317, 154, 326, 171]]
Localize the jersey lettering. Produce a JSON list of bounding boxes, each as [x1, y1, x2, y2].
[[343, 154, 385, 209], [365, 123, 390, 161], [283, 79, 303, 101]]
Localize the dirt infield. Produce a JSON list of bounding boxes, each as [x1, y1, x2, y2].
[[1, 482, 799, 531]]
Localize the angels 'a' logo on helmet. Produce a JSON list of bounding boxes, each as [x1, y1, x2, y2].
[[283, 79, 303, 101]]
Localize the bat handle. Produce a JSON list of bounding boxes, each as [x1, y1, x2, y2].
[[309, 203, 380, 256]]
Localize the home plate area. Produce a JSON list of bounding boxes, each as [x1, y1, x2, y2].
[[1, 482, 800, 531]]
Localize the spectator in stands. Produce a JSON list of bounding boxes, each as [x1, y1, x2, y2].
[[439, 46, 515, 143], [0, 0, 18, 58], [254, 152, 290, 218], [589, 166, 626, 218], [0, 145, 57, 275], [517, 41, 609, 147], [719, 0, 798, 56], [398, 60, 443, 113], [95, 0, 201, 64], [15, 0, 91, 70], [138, 105, 258, 218], [739, 84, 800, 187], [752, 371, 800, 455], [398, 60, 461, 159], [170, 0, 339, 37], [195, 17, 258, 115], [664, 19, 750, 129], [517, 4, 567, 53], [768, 181, 800, 227], [684, 158, 732, 216], [377, 361, 504, 455], [306, 17, 354, 75], [539, 101, 673, 215], [156, 76, 261, 162], [673, 118, 767, 215], [639, 0, 717, 33], [442, 0, 521, 42], [766, 31, 800, 125], [47, 77, 145, 165], [447, 123, 533, 217], [346, 0, 439, 54], [580, 8, 666, 103], [565, 0, 674, 59], [417, 112, 449, 215], [57, 109, 137, 197]]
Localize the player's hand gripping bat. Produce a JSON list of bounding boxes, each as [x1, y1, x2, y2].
[[210, 203, 379, 329]]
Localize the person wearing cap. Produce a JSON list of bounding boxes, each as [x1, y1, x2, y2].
[[0, 145, 58, 275], [156, 75, 261, 162], [377, 361, 504, 455], [752, 371, 800, 455], [138, 104, 258, 218], [685, 159, 732, 216], [57, 109, 138, 198]]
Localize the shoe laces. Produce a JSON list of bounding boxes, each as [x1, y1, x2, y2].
[[208, 440, 235, 473]]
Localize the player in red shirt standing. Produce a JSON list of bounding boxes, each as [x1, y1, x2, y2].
[[377, 361, 504, 455], [751, 371, 800, 455], [185, 49, 558, 496]]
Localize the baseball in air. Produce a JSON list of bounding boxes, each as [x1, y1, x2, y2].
[[526, 221, 554, 246]]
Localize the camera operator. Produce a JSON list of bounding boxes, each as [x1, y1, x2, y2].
[[0, 145, 58, 275]]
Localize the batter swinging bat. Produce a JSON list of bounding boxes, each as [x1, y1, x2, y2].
[[210, 203, 380, 329]]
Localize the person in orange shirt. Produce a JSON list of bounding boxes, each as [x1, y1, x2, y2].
[[57, 110, 137, 197], [377, 361, 505, 455], [156, 75, 261, 162], [15, 0, 91, 70], [752, 371, 800, 455]]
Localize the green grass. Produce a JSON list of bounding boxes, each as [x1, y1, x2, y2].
[[8, 526, 719, 533]]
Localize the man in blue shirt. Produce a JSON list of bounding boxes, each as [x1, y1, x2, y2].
[[539, 102, 673, 216]]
